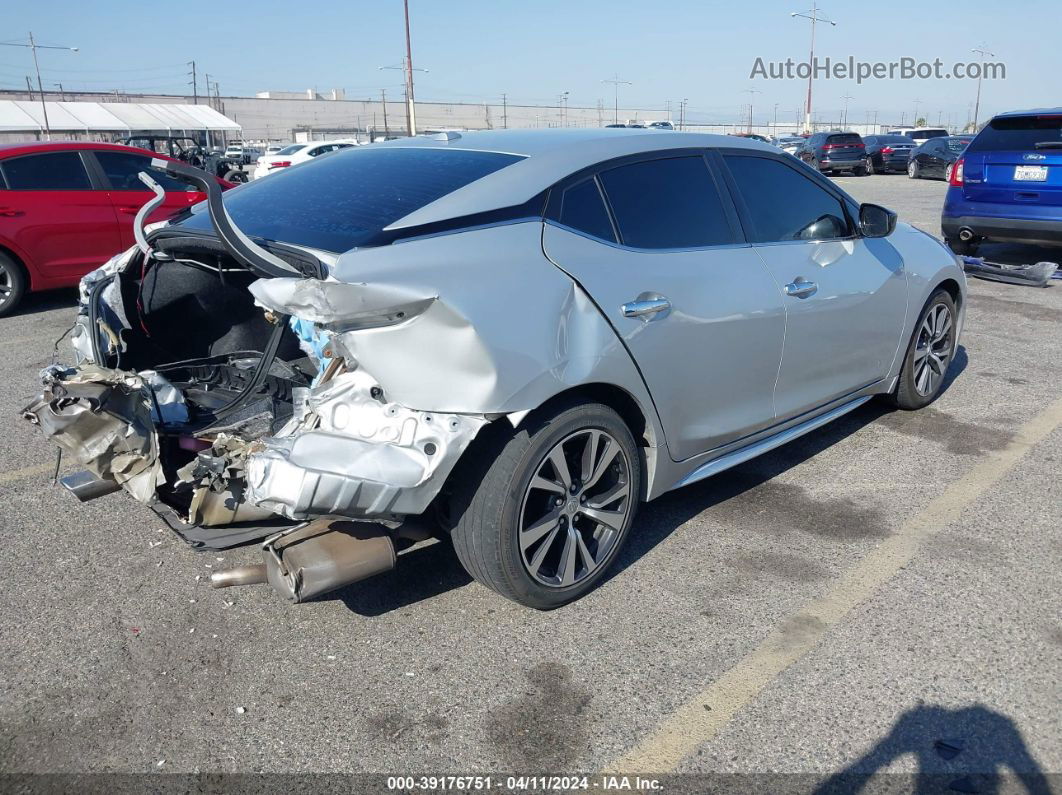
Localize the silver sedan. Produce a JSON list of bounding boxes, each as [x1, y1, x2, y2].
[[24, 129, 965, 609]]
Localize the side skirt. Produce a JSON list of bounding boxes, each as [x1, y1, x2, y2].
[[671, 395, 873, 491]]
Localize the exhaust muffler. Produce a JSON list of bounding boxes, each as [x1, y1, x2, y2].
[[59, 471, 122, 502], [210, 517, 396, 603]]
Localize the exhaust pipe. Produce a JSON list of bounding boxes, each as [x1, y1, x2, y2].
[[209, 518, 396, 603], [59, 471, 122, 502], [958, 227, 976, 242]]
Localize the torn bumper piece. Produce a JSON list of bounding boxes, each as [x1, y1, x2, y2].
[[960, 256, 1060, 287]]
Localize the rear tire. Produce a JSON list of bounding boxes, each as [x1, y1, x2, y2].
[[0, 251, 27, 318], [865, 157, 876, 176], [224, 169, 249, 184], [449, 401, 641, 609], [888, 289, 957, 410], [907, 160, 921, 179]]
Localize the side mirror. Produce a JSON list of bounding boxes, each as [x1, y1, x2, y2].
[[858, 203, 897, 238]]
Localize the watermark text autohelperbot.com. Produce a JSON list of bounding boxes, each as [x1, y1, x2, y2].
[[750, 56, 1005, 84]]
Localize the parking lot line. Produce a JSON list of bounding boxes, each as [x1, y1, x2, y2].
[[0, 462, 56, 485], [610, 394, 1062, 774]]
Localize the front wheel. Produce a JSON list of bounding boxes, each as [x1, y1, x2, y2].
[[450, 402, 641, 609], [224, 169, 249, 184], [888, 289, 957, 410]]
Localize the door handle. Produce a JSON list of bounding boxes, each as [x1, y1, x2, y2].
[[784, 278, 818, 298], [117, 206, 140, 215], [621, 297, 671, 319], [0, 207, 23, 217]]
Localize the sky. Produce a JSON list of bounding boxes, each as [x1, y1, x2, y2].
[[2, 0, 1057, 127]]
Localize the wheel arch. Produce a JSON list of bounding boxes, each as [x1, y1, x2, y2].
[[0, 241, 34, 289]]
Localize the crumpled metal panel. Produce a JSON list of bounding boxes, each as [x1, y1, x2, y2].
[[21, 366, 163, 503], [245, 368, 488, 519], [249, 222, 660, 422]]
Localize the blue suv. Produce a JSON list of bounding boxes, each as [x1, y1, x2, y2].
[[942, 108, 1062, 256]]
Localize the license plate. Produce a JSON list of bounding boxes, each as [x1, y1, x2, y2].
[[1014, 165, 1048, 181]]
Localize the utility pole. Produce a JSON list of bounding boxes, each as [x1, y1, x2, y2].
[[0, 33, 79, 140], [502, 93, 508, 129], [25, 76, 34, 100], [602, 74, 631, 125], [743, 87, 761, 133], [558, 91, 569, 127], [54, 82, 65, 101], [841, 92, 853, 128], [380, 88, 390, 138], [791, 3, 836, 134], [402, 0, 417, 135], [679, 98, 688, 130], [912, 97, 921, 126], [773, 102, 779, 131], [971, 43, 994, 131], [188, 60, 198, 104]]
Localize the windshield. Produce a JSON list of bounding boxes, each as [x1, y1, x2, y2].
[[967, 115, 1062, 152], [276, 144, 307, 155], [175, 146, 525, 253]]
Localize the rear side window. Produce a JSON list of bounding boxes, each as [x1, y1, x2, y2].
[[968, 115, 1062, 152], [546, 178, 616, 243], [95, 151, 193, 192], [2, 152, 91, 190], [597, 156, 733, 249], [724, 155, 850, 243], [945, 138, 972, 153], [175, 147, 524, 252]]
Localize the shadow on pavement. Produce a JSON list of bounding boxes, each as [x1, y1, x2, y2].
[[814, 703, 1053, 794]]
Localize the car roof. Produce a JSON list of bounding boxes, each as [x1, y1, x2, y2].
[[0, 140, 175, 160], [993, 107, 1062, 119], [368, 128, 771, 230]]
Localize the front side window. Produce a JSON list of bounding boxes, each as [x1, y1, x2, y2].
[[546, 177, 616, 243], [724, 155, 850, 243], [1, 152, 91, 190], [597, 156, 733, 249], [95, 151, 194, 192], [174, 146, 524, 252]]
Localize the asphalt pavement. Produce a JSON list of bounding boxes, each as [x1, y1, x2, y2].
[[0, 174, 1059, 789]]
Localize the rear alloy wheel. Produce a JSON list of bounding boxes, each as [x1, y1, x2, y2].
[[908, 160, 921, 179], [449, 402, 641, 609], [889, 290, 957, 410], [865, 157, 876, 176], [0, 252, 27, 318]]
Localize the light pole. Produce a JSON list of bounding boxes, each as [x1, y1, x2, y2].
[[558, 91, 569, 127], [912, 97, 922, 127], [791, 4, 835, 134], [679, 98, 688, 131], [971, 43, 994, 131], [743, 88, 761, 133], [602, 74, 631, 125], [0, 32, 78, 140]]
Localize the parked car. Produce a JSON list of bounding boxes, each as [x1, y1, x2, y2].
[[862, 134, 917, 174], [24, 129, 965, 609], [887, 127, 949, 146], [252, 141, 355, 179], [907, 136, 974, 180], [773, 135, 806, 156], [224, 142, 261, 166], [942, 109, 1062, 255], [0, 141, 231, 316], [646, 121, 675, 130], [795, 131, 868, 175], [263, 144, 288, 156], [730, 132, 771, 144]]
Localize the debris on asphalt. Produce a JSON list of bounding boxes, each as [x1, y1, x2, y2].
[[961, 256, 1058, 287], [236, 706, 246, 715]]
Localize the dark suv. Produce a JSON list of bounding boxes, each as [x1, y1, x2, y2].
[[796, 132, 868, 176], [862, 135, 916, 174]]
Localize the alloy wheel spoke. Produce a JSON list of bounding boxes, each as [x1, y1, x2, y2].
[[521, 509, 562, 551], [587, 481, 629, 509], [916, 362, 932, 394], [527, 525, 561, 576], [579, 430, 601, 484], [913, 345, 930, 365], [580, 505, 625, 532], [558, 526, 578, 586], [934, 312, 952, 342], [530, 474, 565, 495], [584, 442, 621, 491], [575, 532, 597, 573], [547, 446, 573, 491]]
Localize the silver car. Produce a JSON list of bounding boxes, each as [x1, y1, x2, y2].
[[23, 129, 965, 609]]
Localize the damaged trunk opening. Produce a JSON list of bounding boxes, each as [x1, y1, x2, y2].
[[21, 161, 491, 602]]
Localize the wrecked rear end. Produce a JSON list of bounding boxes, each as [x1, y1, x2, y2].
[[22, 146, 642, 603]]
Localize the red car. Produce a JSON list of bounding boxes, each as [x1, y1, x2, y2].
[[0, 141, 231, 316]]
